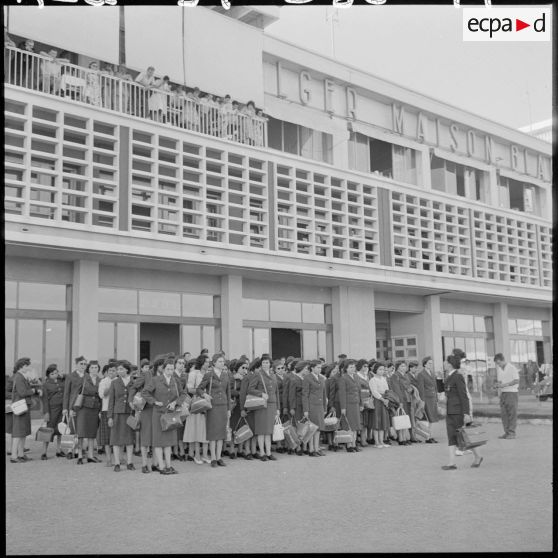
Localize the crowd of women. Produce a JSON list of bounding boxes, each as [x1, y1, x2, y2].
[[6, 347, 482, 473], [4, 31, 267, 147]]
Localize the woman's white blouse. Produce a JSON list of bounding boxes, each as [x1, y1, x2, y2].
[[369, 375, 389, 400]]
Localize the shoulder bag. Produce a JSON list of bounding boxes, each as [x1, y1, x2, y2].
[[11, 382, 28, 416], [60, 416, 78, 453], [132, 392, 146, 411], [36, 424, 55, 442], [74, 375, 86, 409], [190, 374, 213, 414], [126, 410, 141, 431], [245, 372, 268, 410], [160, 410, 182, 432], [233, 416, 253, 445], [456, 423, 488, 451]]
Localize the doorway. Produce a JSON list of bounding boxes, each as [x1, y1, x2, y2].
[[271, 328, 301, 360], [140, 323, 180, 361]]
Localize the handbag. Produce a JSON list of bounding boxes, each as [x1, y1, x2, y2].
[[272, 415, 284, 442], [233, 417, 253, 444], [282, 419, 300, 450], [456, 423, 489, 450], [132, 393, 146, 411], [392, 407, 412, 431], [302, 420, 318, 444], [244, 394, 267, 410], [126, 412, 141, 431], [60, 417, 78, 453], [74, 375, 86, 409], [160, 410, 182, 432], [190, 395, 212, 414], [58, 417, 71, 436], [296, 419, 310, 442], [35, 425, 55, 442], [361, 389, 373, 409], [322, 410, 339, 432], [11, 399, 28, 416], [179, 394, 192, 420], [414, 419, 431, 440], [333, 415, 355, 445]]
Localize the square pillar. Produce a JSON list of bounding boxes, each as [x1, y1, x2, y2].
[[492, 302, 510, 359], [331, 286, 375, 358], [220, 275, 244, 357], [71, 260, 99, 361], [423, 295, 443, 373]]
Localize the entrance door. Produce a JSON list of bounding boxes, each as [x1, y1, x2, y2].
[[271, 328, 301, 360], [140, 323, 180, 361]]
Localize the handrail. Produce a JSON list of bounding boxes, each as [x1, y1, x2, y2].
[[3, 45, 268, 148]]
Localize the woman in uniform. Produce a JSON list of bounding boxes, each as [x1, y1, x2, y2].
[[247, 354, 280, 461], [416, 356, 439, 444], [288, 360, 309, 456], [228, 358, 248, 459], [302, 360, 327, 456], [356, 359, 373, 446], [40, 364, 65, 459], [337, 359, 363, 453], [142, 358, 187, 475], [239, 358, 260, 459], [108, 360, 136, 472], [196, 354, 231, 468]]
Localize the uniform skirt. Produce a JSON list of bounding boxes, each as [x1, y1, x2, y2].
[[46, 404, 64, 435], [205, 403, 228, 441], [110, 413, 135, 446], [446, 413, 464, 446], [308, 403, 326, 430], [360, 409, 374, 430], [423, 396, 439, 423], [372, 401, 390, 431], [151, 408, 177, 448], [253, 401, 277, 435], [11, 410, 31, 437], [76, 407, 99, 439], [183, 412, 207, 443], [97, 411, 111, 446], [139, 405, 153, 447]]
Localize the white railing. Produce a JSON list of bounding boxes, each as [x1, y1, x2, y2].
[[4, 46, 267, 148]]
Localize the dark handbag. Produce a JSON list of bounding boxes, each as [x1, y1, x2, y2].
[[160, 410, 182, 432], [190, 396, 212, 414], [126, 412, 141, 431], [457, 423, 489, 450], [35, 426, 55, 442], [233, 417, 253, 444]]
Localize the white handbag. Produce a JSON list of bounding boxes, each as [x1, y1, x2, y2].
[[392, 407, 411, 431], [272, 416, 284, 441], [11, 399, 28, 416]]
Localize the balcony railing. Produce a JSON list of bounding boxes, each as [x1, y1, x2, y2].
[[4, 46, 267, 148]]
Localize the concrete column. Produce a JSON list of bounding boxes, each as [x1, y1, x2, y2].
[[220, 275, 244, 357], [492, 302, 510, 359], [331, 286, 375, 358], [542, 314, 552, 364], [422, 295, 443, 373], [71, 260, 99, 361]]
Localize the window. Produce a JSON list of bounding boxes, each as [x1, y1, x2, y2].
[[431, 155, 486, 201], [267, 117, 333, 164], [498, 176, 542, 215], [391, 336, 417, 359], [5, 319, 15, 371], [182, 325, 202, 356], [17, 319, 44, 376], [116, 322, 137, 362], [98, 322, 116, 364], [369, 138, 393, 179], [181, 294, 214, 318], [45, 320, 67, 372], [99, 288, 138, 314], [18, 282, 67, 311]]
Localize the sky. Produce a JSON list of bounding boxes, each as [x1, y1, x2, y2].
[[265, 5, 552, 130]]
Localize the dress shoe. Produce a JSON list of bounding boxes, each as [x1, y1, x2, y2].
[[211, 460, 218, 468], [303, 449, 309, 455], [133, 450, 141, 457], [202, 457, 212, 464], [217, 458, 226, 467], [346, 447, 355, 453], [67, 453, 73, 460], [168, 467, 178, 474], [113, 464, 121, 472], [268, 454, 277, 461], [471, 457, 484, 468], [141, 465, 150, 473], [505, 434, 516, 439], [160, 467, 172, 475], [430, 438, 439, 443], [229, 453, 237, 459], [360, 441, 368, 447], [20, 454, 32, 462], [24, 448, 30, 453], [127, 463, 136, 471], [441, 465, 457, 470], [354, 446, 362, 452], [194, 457, 203, 465], [309, 451, 318, 457], [260, 455, 269, 462], [178, 455, 186, 462], [398, 441, 407, 446], [425, 439, 434, 444], [186, 455, 194, 462], [316, 450, 325, 456], [243, 453, 253, 461], [77, 458, 84, 465], [87, 457, 101, 463], [41, 454, 47, 461], [222, 450, 229, 456], [498, 434, 508, 439], [151, 465, 160, 472], [383, 440, 391, 446], [97, 448, 105, 455], [56, 451, 65, 457], [10, 459, 19, 464], [295, 449, 303, 456]]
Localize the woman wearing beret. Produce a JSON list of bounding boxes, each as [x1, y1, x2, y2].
[[183, 353, 211, 465], [288, 360, 309, 455], [40, 364, 65, 459], [247, 354, 280, 461], [9, 357, 37, 463], [108, 360, 136, 472], [196, 354, 231, 468], [337, 359, 363, 453], [142, 358, 187, 475], [302, 360, 327, 457]]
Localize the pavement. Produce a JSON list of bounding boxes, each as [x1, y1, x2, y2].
[[5, 421, 553, 554]]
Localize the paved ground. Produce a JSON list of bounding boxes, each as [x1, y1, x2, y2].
[[6, 421, 552, 555], [470, 393, 553, 419]]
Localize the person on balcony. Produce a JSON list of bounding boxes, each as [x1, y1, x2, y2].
[[220, 94, 234, 139], [134, 66, 156, 117], [115, 64, 132, 114], [100, 64, 115, 110], [84, 61, 102, 106], [148, 75, 170, 123], [13, 39, 38, 90], [254, 109, 267, 147], [241, 100, 257, 146], [39, 48, 69, 95]]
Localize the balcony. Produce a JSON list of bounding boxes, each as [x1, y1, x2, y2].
[[3, 52, 552, 293]]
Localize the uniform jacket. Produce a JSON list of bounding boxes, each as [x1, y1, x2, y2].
[[407, 372, 420, 390], [142, 374, 187, 415], [12, 372, 35, 404], [107, 376, 134, 418], [444, 370, 470, 416], [302, 373, 327, 414], [42, 377, 65, 411], [276, 374, 286, 409], [388, 371, 412, 404], [337, 373, 363, 409], [63, 371, 100, 411], [281, 372, 293, 411], [197, 369, 231, 409], [248, 370, 279, 405], [326, 375, 338, 410], [287, 373, 304, 411], [416, 368, 438, 401]]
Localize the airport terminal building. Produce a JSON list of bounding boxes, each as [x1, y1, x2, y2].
[[4, 6, 552, 391]]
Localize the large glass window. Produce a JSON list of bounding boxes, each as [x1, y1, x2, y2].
[[392, 144, 417, 185], [5, 319, 16, 371], [498, 176, 542, 215], [17, 319, 44, 378], [182, 325, 201, 356], [301, 303, 324, 324], [181, 293, 214, 318], [253, 328, 270, 357], [440, 313, 454, 331], [202, 326, 216, 353], [45, 320, 67, 373], [453, 314, 475, 332], [302, 330, 318, 360], [431, 155, 486, 201], [18, 282, 67, 311], [139, 291, 180, 316], [99, 288, 138, 314]]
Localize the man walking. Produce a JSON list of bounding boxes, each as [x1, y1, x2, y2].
[[494, 353, 519, 439]]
